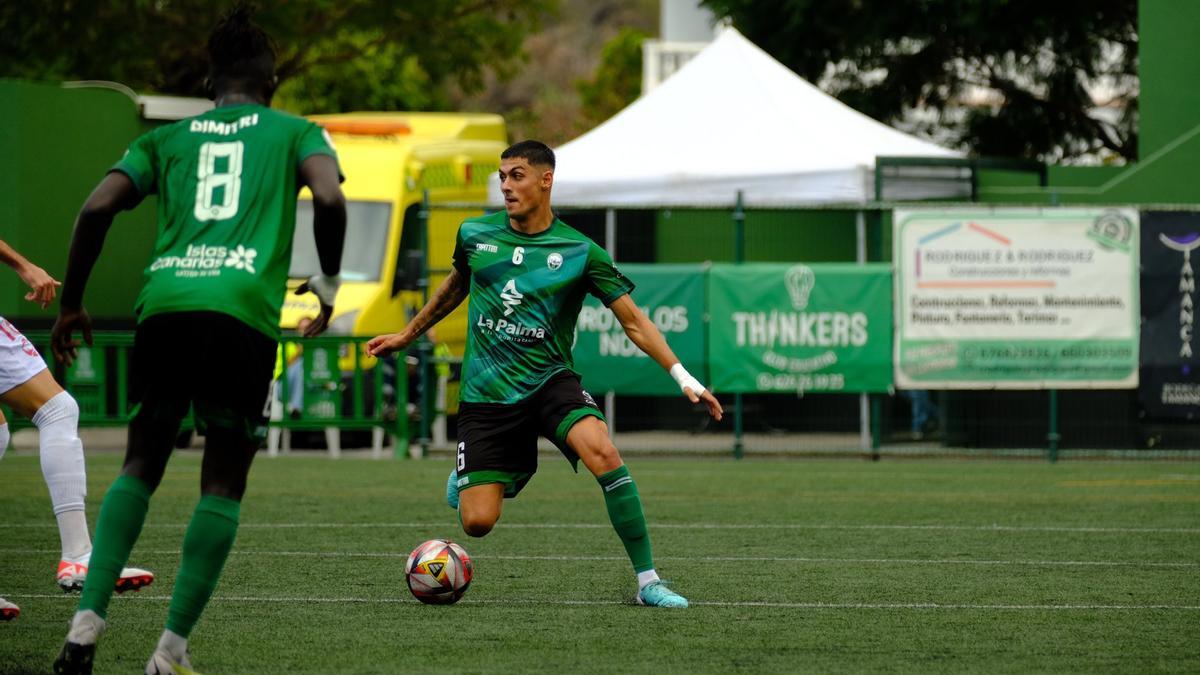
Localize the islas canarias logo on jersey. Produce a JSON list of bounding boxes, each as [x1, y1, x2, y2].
[[150, 243, 258, 278], [476, 278, 546, 342]]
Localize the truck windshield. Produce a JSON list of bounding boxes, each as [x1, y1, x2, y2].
[[290, 200, 391, 282]]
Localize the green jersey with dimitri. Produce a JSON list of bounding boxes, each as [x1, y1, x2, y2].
[[453, 210, 634, 403], [112, 104, 339, 339]]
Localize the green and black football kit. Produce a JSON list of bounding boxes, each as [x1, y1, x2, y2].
[[452, 210, 634, 496], [112, 104, 338, 441], [72, 103, 342, 643]]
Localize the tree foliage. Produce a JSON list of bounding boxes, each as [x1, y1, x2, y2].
[[575, 28, 646, 133], [0, 1, 553, 114], [701, 0, 1137, 162]]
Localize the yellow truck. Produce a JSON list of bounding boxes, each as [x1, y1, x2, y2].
[[281, 112, 506, 357]]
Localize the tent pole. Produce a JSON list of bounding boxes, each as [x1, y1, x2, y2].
[[856, 209, 874, 456], [855, 209, 866, 264], [605, 208, 617, 258], [605, 208, 617, 435], [733, 191, 745, 459]]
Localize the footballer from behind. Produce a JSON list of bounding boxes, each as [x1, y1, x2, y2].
[[51, 5, 346, 673], [368, 140, 722, 608]]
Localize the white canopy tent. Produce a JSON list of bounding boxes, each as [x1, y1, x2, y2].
[[490, 27, 962, 207]]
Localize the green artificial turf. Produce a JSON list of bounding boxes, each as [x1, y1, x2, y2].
[[1, 452, 1197, 673]]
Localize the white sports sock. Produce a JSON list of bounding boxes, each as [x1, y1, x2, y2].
[[56, 511, 92, 561], [156, 629, 188, 661], [637, 569, 661, 590], [67, 609, 105, 645], [33, 392, 92, 559], [0, 421, 9, 461]]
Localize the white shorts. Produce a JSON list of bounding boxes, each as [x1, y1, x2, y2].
[[0, 316, 48, 395]]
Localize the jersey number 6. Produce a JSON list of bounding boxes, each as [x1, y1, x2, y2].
[[512, 246, 525, 265]]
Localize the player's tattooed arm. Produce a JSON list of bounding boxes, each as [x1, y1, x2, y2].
[[367, 267, 469, 357], [409, 267, 470, 336]]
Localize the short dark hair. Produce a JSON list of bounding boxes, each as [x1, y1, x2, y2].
[[207, 3, 277, 90], [502, 140, 555, 170]]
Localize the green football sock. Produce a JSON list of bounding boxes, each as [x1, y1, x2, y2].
[[165, 494, 241, 638], [79, 474, 152, 618], [597, 465, 655, 573]]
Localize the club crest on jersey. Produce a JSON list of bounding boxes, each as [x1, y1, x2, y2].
[[547, 252, 563, 271], [500, 279, 523, 315]]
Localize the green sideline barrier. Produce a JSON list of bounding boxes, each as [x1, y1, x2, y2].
[[573, 263, 894, 395], [709, 263, 894, 393], [0, 332, 408, 452]]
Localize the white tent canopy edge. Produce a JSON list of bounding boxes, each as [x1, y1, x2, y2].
[[489, 27, 962, 208]]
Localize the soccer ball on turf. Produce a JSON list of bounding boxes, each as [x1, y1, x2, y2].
[[405, 539, 473, 604]]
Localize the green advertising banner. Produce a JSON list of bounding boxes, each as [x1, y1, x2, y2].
[[709, 263, 893, 393], [573, 263, 707, 395], [894, 208, 1139, 389], [303, 344, 342, 419]]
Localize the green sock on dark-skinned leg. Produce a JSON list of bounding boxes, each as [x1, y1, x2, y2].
[[78, 475, 152, 617], [165, 494, 241, 638]]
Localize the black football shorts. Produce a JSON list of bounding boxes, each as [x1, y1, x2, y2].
[[454, 370, 604, 497], [130, 311, 277, 443]]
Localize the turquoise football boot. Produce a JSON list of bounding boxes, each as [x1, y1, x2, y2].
[[636, 581, 689, 608]]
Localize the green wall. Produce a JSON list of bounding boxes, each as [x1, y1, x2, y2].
[[656, 208, 858, 263], [1139, 0, 1200, 161], [0, 80, 158, 325]]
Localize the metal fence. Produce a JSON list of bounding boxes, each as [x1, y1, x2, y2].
[[7, 202, 1197, 461], [423, 201, 1200, 459], [0, 332, 410, 458]]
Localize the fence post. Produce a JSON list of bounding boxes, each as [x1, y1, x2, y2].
[[855, 209, 876, 457], [605, 208, 618, 435], [417, 338, 434, 450], [732, 190, 745, 459], [394, 351, 410, 459], [417, 191, 432, 457], [419, 190, 431, 306], [1047, 389, 1060, 462]]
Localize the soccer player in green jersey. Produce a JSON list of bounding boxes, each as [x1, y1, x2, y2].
[[50, 7, 346, 674], [368, 140, 722, 608]]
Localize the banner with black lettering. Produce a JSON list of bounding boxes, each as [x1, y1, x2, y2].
[[893, 208, 1139, 388], [1140, 212, 1200, 419], [573, 263, 707, 395]]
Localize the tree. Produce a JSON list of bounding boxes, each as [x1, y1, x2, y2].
[[575, 28, 646, 134], [701, 0, 1137, 163], [447, 0, 656, 145], [0, 1, 554, 114]]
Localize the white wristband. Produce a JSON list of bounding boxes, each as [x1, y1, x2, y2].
[[669, 363, 705, 396], [306, 274, 341, 306]]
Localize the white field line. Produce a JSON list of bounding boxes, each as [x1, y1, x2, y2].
[[6, 592, 1200, 611], [1, 522, 1197, 534], [3, 548, 1196, 567]]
